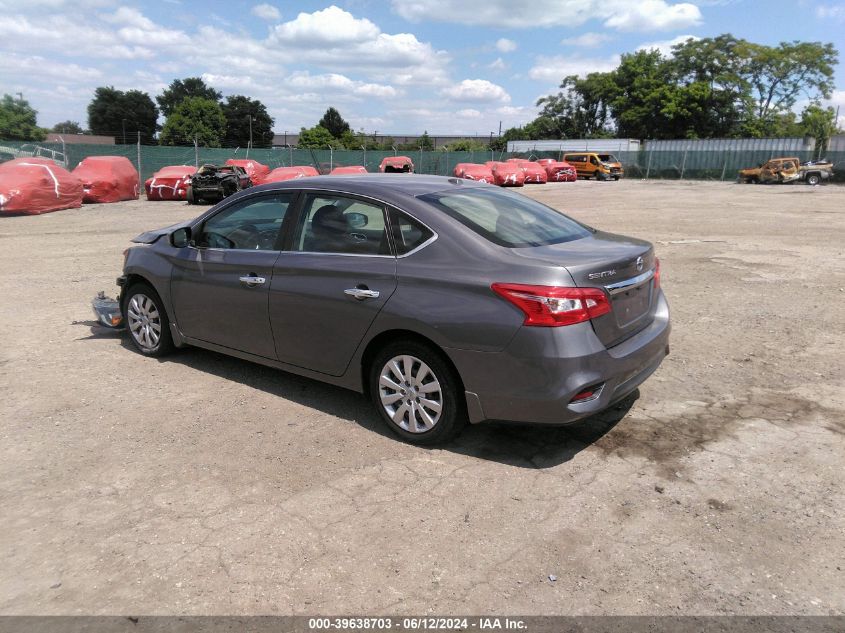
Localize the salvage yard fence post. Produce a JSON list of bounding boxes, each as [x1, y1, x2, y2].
[[136, 132, 141, 180]]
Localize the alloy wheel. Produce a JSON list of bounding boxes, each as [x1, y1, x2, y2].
[[378, 354, 443, 433], [127, 293, 162, 352]]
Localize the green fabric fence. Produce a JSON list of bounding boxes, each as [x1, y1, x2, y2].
[[2, 141, 843, 184]]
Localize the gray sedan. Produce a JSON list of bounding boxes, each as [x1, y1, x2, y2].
[[111, 175, 670, 444]]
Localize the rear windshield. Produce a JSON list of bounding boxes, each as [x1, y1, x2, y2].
[[418, 187, 591, 248]]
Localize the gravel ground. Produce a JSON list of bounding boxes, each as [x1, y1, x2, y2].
[[0, 179, 842, 615]]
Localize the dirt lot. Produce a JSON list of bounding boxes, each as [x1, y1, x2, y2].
[[0, 179, 843, 615]]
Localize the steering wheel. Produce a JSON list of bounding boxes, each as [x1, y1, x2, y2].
[[227, 223, 260, 249]]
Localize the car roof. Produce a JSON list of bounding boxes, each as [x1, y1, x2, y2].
[[249, 173, 488, 201]]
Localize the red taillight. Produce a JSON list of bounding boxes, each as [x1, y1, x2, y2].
[[491, 283, 611, 327], [653, 258, 661, 290]]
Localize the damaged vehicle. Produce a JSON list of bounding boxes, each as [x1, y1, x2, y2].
[[186, 164, 252, 204], [738, 157, 834, 185], [93, 175, 669, 446]]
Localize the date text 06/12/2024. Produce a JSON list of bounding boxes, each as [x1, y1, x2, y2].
[[307, 617, 527, 630]]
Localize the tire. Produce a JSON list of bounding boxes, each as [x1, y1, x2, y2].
[[186, 186, 195, 204], [123, 283, 174, 357], [806, 173, 820, 186], [369, 340, 466, 445]]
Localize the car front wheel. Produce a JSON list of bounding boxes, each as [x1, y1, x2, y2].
[[369, 341, 466, 445], [123, 284, 174, 357], [806, 173, 820, 186]]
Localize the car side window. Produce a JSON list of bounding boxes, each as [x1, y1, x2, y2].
[[197, 194, 293, 250], [389, 208, 434, 255], [294, 194, 389, 256]]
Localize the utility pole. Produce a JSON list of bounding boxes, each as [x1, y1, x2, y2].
[[137, 131, 142, 180], [248, 114, 253, 157]]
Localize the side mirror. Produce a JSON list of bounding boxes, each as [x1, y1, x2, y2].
[[346, 212, 369, 229], [170, 227, 191, 248]]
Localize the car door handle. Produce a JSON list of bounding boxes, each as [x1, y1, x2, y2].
[[239, 274, 266, 287], [344, 288, 380, 300]]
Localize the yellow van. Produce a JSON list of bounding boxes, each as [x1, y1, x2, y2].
[[563, 153, 624, 181]]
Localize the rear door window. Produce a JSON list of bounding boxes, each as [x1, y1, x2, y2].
[[293, 194, 390, 255]]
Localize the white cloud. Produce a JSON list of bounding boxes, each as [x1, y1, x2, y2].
[[528, 54, 621, 82], [442, 79, 510, 103], [392, 0, 701, 31], [456, 108, 482, 118], [488, 57, 507, 70], [355, 83, 399, 98], [816, 4, 845, 20], [272, 5, 380, 46], [251, 3, 281, 21], [604, 0, 701, 31], [0, 53, 102, 81], [560, 32, 613, 47], [495, 38, 517, 52], [200, 73, 262, 91], [636, 34, 699, 56], [0, 15, 157, 59], [102, 7, 155, 29], [284, 72, 398, 99]]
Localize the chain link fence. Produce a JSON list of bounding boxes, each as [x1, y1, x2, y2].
[[2, 141, 843, 183]]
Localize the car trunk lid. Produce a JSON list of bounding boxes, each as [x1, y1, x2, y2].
[[509, 231, 656, 347]]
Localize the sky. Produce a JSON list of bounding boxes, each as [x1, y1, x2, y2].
[[1, 0, 844, 137]]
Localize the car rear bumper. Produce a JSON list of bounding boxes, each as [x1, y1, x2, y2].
[[447, 291, 670, 424]]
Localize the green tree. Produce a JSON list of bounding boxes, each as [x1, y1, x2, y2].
[[535, 73, 617, 139], [799, 103, 838, 150], [398, 131, 433, 151], [156, 77, 222, 118], [740, 40, 837, 127], [0, 94, 47, 141], [526, 33, 839, 141], [51, 120, 84, 134], [418, 131, 433, 150], [221, 95, 274, 148], [489, 126, 528, 152], [444, 138, 488, 151], [87, 87, 159, 143], [317, 107, 350, 138], [159, 97, 226, 147], [375, 135, 395, 151], [297, 125, 335, 148]]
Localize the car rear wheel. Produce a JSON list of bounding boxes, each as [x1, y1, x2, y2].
[[806, 173, 820, 186], [369, 340, 466, 445], [124, 283, 174, 357]]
